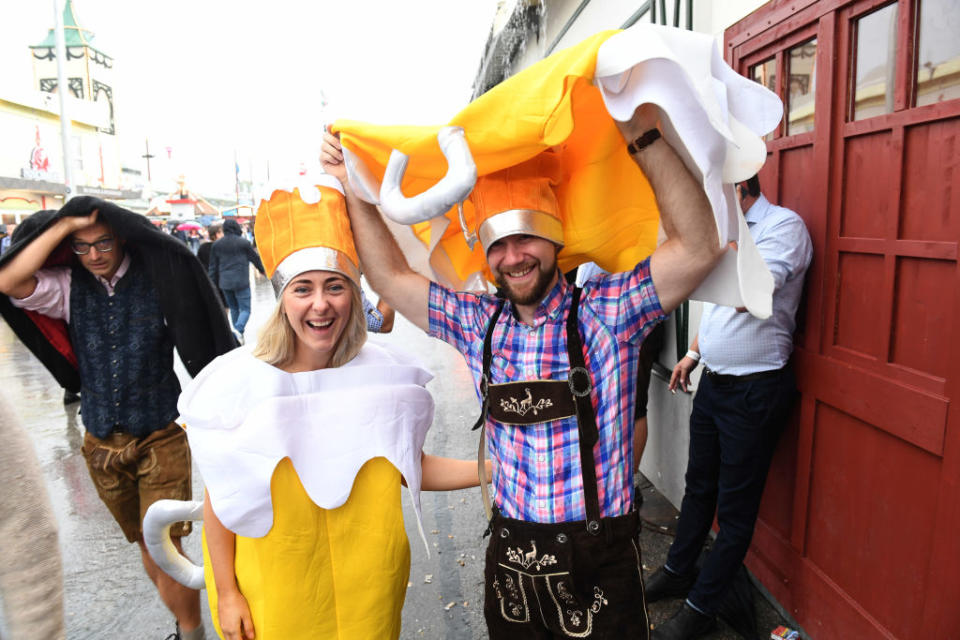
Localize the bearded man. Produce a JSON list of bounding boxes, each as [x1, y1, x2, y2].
[[323, 103, 725, 639]]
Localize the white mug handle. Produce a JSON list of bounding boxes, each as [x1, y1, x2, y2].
[[142, 499, 205, 589]]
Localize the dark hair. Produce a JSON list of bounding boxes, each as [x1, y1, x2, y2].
[[222, 219, 243, 235], [743, 175, 761, 198]]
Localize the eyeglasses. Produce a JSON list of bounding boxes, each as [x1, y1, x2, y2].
[[71, 237, 115, 255]]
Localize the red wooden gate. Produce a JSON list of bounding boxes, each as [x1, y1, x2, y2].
[[725, 1, 960, 637]]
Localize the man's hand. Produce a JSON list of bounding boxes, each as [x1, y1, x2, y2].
[[320, 126, 348, 185], [0, 208, 102, 299], [63, 209, 99, 233], [217, 588, 256, 640], [669, 355, 699, 393], [615, 103, 660, 144]]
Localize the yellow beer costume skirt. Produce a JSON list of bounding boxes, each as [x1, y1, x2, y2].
[[203, 457, 410, 639], [179, 343, 436, 640]]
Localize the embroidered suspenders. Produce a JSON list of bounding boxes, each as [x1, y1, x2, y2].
[[474, 287, 603, 534]]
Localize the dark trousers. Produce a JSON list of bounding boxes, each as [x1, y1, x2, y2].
[[665, 366, 796, 614], [485, 512, 649, 639]]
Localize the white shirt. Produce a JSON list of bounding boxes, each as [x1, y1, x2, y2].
[[698, 195, 813, 375]]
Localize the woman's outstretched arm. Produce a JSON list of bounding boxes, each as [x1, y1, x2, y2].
[[419, 454, 492, 490], [204, 492, 256, 640]]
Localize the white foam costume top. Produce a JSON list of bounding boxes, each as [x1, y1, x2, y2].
[[177, 341, 435, 550]]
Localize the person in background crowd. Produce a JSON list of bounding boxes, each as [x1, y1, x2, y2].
[[197, 223, 223, 271], [362, 288, 395, 333], [208, 219, 266, 343], [0, 224, 15, 254]]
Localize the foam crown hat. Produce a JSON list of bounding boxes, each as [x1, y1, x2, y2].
[[254, 174, 360, 296], [469, 152, 564, 253]]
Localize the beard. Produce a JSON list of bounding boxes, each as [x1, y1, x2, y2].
[[495, 261, 557, 306]]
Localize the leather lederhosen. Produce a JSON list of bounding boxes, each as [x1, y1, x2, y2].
[[474, 287, 650, 639]]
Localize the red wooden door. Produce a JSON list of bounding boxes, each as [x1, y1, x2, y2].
[[726, 1, 960, 637]]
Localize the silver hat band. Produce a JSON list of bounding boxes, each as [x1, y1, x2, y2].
[[477, 209, 565, 253], [270, 246, 361, 296]]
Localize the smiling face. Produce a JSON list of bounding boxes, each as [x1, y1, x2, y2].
[[281, 270, 354, 371], [487, 234, 560, 312], [71, 222, 124, 280]]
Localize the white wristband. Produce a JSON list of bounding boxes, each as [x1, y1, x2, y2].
[[685, 350, 701, 362]]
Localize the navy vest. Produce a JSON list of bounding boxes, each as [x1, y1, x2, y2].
[[69, 255, 181, 439]]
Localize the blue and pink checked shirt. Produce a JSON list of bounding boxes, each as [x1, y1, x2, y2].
[[428, 258, 666, 523]]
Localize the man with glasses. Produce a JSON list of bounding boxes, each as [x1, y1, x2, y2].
[[0, 198, 235, 640]]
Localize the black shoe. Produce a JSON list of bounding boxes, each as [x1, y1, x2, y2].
[[63, 389, 80, 405], [644, 566, 696, 603], [163, 622, 182, 640], [652, 603, 715, 640]]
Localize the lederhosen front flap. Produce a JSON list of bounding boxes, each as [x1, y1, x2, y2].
[[487, 380, 576, 425]]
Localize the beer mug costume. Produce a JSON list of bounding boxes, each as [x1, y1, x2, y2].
[[333, 23, 782, 318], [178, 176, 435, 639]]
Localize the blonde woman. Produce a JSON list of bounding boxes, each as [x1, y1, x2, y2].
[[178, 177, 485, 640]]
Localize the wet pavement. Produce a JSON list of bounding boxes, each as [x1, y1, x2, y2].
[[0, 272, 787, 639]]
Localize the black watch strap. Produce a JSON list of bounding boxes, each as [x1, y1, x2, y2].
[[627, 128, 662, 154]]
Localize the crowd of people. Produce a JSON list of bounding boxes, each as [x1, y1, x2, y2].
[[0, 28, 808, 640]]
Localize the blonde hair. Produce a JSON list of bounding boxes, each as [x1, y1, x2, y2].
[[252, 279, 367, 369]]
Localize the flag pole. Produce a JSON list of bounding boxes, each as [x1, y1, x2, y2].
[[234, 150, 240, 217]]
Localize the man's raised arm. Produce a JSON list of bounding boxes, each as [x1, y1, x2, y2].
[[0, 211, 97, 300], [618, 105, 725, 314], [321, 130, 431, 331]]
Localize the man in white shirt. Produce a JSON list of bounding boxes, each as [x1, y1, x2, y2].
[[648, 175, 813, 640]]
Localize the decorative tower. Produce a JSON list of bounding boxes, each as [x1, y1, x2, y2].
[[30, 0, 115, 134]]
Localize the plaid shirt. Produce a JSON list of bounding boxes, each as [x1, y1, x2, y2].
[[428, 258, 666, 523]]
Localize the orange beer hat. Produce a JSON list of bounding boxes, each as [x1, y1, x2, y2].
[[254, 174, 360, 295], [469, 152, 564, 253]]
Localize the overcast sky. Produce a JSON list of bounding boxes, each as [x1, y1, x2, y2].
[[1, 0, 499, 195]]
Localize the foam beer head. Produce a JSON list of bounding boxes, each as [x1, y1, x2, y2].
[[254, 175, 360, 296]]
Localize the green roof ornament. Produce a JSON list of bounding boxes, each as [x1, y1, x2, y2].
[[30, 0, 111, 60]]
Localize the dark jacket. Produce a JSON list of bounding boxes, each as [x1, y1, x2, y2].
[[208, 219, 265, 291], [197, 241, 214, 270], [0, 197, 237, 393]]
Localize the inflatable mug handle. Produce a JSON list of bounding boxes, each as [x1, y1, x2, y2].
[[143, 499, 205, 590]]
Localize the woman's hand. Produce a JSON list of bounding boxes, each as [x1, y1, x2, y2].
[[203, 493, 252, 639], [320, 125, 348, 184], [217, 588, 256, 640]]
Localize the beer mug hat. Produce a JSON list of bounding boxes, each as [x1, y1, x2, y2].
[[471, 152, 564, 254], [254, 174, 360, 296]]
